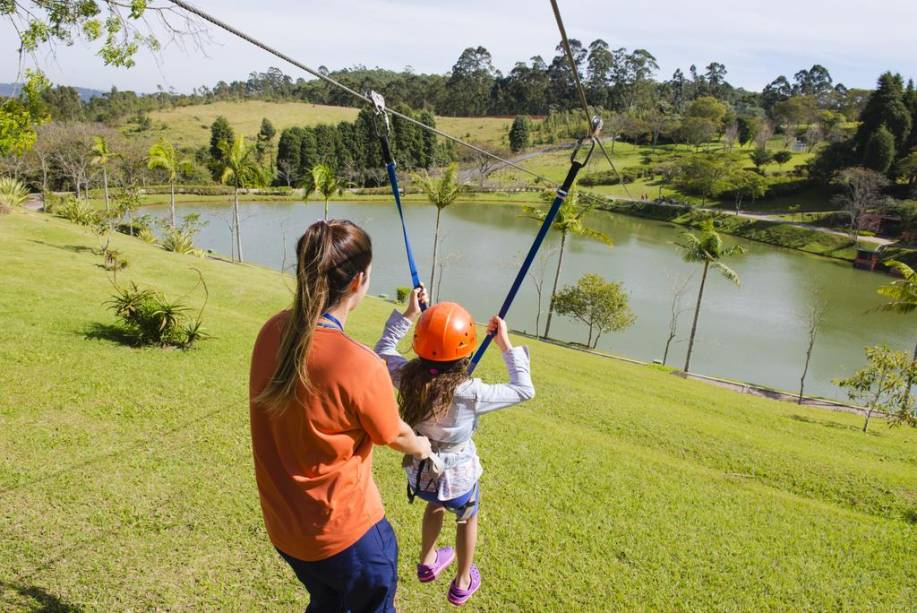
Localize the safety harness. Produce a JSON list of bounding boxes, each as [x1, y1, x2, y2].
[[370, 90, 427, 312], [467, 116, 603, 375]]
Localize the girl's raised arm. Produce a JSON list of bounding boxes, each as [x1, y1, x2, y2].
[[373, 286, 427, 386], [472, 316, 535, 414]]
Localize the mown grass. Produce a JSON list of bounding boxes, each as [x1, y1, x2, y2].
[[1, 211, 915, 611], [142, 101, 520, 150]]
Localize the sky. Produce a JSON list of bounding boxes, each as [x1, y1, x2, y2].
[[2, 0, 915, 95]]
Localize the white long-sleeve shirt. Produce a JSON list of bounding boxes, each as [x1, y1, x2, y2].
[[374, 310, 535, 499]]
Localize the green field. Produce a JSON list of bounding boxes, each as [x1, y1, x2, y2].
[[1, 211, 915, 611], [142, 100, 518, 150]]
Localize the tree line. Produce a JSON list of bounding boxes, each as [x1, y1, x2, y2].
[[21, 47, 873, 128]]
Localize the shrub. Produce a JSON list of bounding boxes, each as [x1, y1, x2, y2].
[[105, 280, 208, 349], [159, 214, 206, 255], [56, 197, 99, 226], [0, 177, 29, 213], [396, 286, 411, 303], [138, 227, 157, 244]]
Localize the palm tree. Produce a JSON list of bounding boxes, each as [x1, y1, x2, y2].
[[414, 163, 460, 302], [90, 136, 117, 215], [876, 261, 917, 413], [678, 219, 745, 373], [304, 163, 341, 220], [219, 135, 266, 263], [147, 139, 192, 228], [524, 188, 612, 339]]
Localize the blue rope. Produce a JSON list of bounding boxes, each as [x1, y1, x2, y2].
[[467, 188, 567, 374], [467, 157, 588, 375], [385, 160, 427, 311]]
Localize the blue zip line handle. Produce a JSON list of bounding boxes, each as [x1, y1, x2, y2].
[[385, 160, 427, 312], [467, 158, 587, 375]]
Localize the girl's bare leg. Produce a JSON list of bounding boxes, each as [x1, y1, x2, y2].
[[454, 513, 478, 588], [420, 502, 445, 565]]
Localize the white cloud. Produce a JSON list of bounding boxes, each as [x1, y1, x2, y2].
[[1, 0, 914, 93]]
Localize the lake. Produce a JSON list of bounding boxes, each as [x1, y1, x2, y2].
[[142, 200, 909, 400]]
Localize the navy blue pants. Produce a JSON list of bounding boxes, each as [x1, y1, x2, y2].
[[277, 517, 399, 613]]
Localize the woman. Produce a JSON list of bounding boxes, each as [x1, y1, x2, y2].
[[249, 219, 431, 612]]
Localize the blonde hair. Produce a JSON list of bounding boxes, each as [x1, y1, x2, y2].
[[256, 219, 372, 415]]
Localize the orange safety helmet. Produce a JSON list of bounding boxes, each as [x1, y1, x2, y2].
[[413, 302, 477, 362]]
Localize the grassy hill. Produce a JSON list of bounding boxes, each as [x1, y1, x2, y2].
[[1, 210, 915, 611], [143, 100, 517, 149]]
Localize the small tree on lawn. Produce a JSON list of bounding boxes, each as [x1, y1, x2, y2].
[[662, 273, 693, 365], [836, 345, 917, 432], [876, 260, 917, 416], [524, 188, 612, 339], [677, 219, 745, 373], [526, 246, 559, 337], [90, 135, 117, 218], [832, 167, 889, 241], [219, 135, 266, 263], [414, 163, 460, 302], [727, 168, 767, 215], [798, 290, 828, 403], [147, 138, 193, 228], [749, 147, 774, 174], [773, 150, 793, 169], [553, 273, 635, 349], [508, 116, 531, 153], [304, 163, 341, 220]]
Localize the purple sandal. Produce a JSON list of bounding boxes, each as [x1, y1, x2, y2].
[[417, 547, 455, 583], [447, 564, 481, 606]]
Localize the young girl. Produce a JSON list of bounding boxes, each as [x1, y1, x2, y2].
[[375, 287, 535, 606]]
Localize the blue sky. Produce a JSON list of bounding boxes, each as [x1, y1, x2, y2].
[[2, 0, 914, 94]]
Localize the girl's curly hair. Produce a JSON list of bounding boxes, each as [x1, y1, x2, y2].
[[398, 357, 470, 427]]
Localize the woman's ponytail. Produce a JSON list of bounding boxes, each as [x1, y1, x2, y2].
[[256, 219, 372, 415]]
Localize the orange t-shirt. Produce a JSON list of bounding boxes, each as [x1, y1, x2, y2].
[[249, 311, 401, 562]]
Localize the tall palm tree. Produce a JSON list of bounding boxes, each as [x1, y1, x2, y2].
[[678, 219, 745, 373], [219, 135, 266, 263], [304, 163, 341, 220], [524, 188, 612, 339], [147, 139, 192, 228], [90, 136, 117, 215], [414, 163, 460, 302], [876, 260, 917, 413]]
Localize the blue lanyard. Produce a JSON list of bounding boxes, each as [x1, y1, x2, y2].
[[319, 312, 344, 331]]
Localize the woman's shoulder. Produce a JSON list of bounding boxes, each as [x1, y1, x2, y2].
[[252, 310, 289, 350]]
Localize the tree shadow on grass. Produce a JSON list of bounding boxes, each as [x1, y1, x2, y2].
[[0, 581, 82, 612], [787, 413, 879, 436], [27, 240, 94, 255], [82, 322, 137, 347]]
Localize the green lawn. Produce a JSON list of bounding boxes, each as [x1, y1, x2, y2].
[[141, 100, 522, 150], [1, 211, 915, 611]]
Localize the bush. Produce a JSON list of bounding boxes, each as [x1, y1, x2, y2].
[[159, 214, 206, 255], [396, 286, 411, 303], [106, 281, 208, 349], [55, 197, 99, 226], [0, 177, 29, 213]]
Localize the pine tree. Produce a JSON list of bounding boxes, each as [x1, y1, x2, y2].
[[856, 72, 912, 157], [509, 115, 531, 152], [863, 125, 896, 174], [209, 116, 235, 180]]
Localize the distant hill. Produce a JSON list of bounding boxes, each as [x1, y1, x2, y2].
[[0, 82, 105, 101], [145, 99, 515, 149]]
